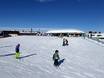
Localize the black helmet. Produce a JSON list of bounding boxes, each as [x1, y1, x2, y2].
[[55, 50, 59, 53], [17, 44, 20, 46]]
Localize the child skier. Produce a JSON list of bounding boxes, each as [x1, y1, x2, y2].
[[15, 44, 20, 59], [53, 50, 60, 66]]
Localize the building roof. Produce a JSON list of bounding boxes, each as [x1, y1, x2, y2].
[[46, 29, 84, 33]]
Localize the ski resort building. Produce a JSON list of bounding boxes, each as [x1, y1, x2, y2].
[[91, 33, 104, 39], [46, 29, 85, 37], [0, 31, 20, 37]]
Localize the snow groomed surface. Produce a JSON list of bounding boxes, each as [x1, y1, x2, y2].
[[0, 36, 104, 78]]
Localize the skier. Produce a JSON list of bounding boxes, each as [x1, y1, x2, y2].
[[53, 50, 60, 66], [63, 38, 69, 46], [15, 44, 20, 59], [63, 38, 66, 46], [65, 39, 69, 46]]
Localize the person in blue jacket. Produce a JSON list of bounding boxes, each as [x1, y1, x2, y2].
[[15, 44, 20, 59]]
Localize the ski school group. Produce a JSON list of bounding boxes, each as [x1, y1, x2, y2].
[[15, 38, 69, 67]]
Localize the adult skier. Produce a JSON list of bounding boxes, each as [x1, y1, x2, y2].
[[15, 44, 20, 59], [63, 38, 66, 46], [65, 39, 69, 46], [63, 38, 69, 46], [53, 50, 60, 66]]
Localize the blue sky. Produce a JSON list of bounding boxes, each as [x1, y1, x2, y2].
[[0, 0, 104, 31]]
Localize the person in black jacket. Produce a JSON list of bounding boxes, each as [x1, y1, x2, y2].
[[65, 39, 69, 46], [63, 38, 66, 46], [53, 50, 60, 66], [63, 38, 69, 46]]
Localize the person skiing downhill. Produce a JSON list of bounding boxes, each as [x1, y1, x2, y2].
[[53, 50, 60, 66], [15, 44, 20, 59]]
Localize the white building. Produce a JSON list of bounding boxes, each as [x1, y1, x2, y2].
[[91, 33, 104, 39], [46, 29, 85, 37]]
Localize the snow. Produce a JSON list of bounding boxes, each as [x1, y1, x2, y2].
[[46, 29, 84, 33], [100, 39, 104, 42], [0, 36, 104, 78]]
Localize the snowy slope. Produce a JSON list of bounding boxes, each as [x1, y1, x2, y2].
[[0, 36, 104, 78]]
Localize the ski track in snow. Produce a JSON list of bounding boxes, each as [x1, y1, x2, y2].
[[0, 36, 104, 78]]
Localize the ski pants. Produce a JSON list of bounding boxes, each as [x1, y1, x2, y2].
[[54, 59, 59, 66], [16, 52, 20, 59]]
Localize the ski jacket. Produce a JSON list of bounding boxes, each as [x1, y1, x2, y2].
[[15, 45, 20, 52], [53, 53, 60, 60]]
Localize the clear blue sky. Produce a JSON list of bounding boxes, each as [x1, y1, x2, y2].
[[0, 0, 104, 31]]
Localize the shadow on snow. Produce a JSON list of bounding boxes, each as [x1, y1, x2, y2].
[[58, 59, 65, 66], [19, 53, 37, 59], [0, 53, 15, 57], [0, 45, 14, 48], [0, 53, 37, 59]]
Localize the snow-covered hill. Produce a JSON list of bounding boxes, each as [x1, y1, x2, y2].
[[0, 36, 104, 78]]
